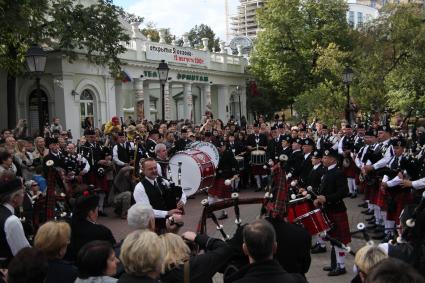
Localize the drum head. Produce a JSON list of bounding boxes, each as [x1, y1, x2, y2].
[[191, 142, 219, 167], [169, 151, 202, 197]]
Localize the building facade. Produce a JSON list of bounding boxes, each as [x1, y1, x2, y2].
[[0, 20, 248, 138], [231, 0, 265, 39]]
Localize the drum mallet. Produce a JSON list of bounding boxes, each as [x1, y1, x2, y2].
[[356, 222, 374, 246], [406, 191, 425, 228], [232, 193, 242, 226], [306, 186, 318, 197], [201, 199, 230, 240], [224, 175, 239, 186]]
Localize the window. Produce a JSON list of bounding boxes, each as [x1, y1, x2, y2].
[[357, 12, 363, 27], [80, 89, 94, 130], [370, 0, 376, 8], [348, 11, 355, 27]]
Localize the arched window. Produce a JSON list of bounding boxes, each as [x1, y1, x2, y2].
[[28, 90, 49, 136], [80, 89, 95, 131]]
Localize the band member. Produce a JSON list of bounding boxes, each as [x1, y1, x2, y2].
[[267, 125, 282, 162], [246, 124, 268, 191], [207, 141, 238, 219], [0, 176, 30, 267], [133, 135, 146, 180], [341, 136, 357, 198], [155, 143, 169, 179], [299, 138, 314, 187], [145, 129, 159, 158], [228, 133, 245, 191], [316, 149, 350, 276], [316, 125, 331, 151], [44, 137, 66, 170], [174, 128, 191, 152], [287, 138, 304, 178], [112, 132, 135, 172], [133, 158, 185, 234], [64, 143, 90, 184]]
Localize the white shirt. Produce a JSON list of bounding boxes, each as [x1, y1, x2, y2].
[[112, 142, 135, 166], [3, 204, 30, 256], [372, 139, 394, 170], [327, 164, 337, 170], [133, 177, 187, 219], [412, 177, 425, 190]]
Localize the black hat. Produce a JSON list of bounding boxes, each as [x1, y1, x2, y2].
[[47, 137, 58, 144], [204, 131, 212, 137], [271, 125, 278, 131], [302, 138, 314, 146], [345, 124, 352, 129], [294, 138, 302, 144], [253, 123, 259, 128], [357, 124, 365, 129], [84, 129, 95, 136], [323, 148, 339, 159], [0, 178, 22, 197], [282, 135, 292, 143], [378, 125, 391, 133], [181, 128, 188, 134], [149, 129, 159, 136], [391, 137, 407, 147], [117, 132, 125, 137], [365, 128, 377, 137], [312, 150, 323, 158], [278, 124, 284, 129]]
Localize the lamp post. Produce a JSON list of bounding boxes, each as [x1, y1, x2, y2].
[[342, 66, 354, 126], [25, 44, 47, 135], [157, 60, 169, 122], [236, 85, 242, 123]]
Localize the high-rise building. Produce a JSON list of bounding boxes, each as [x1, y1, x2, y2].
[[230, 0, 265, 39]]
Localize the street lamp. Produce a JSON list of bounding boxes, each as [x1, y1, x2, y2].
[[26, 44, 47, 135], [236, 85, 242, 123], [157, 60, 169, 122], [342, 66, 354, 126]]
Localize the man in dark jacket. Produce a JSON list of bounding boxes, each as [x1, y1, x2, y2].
[[224, 219, 307, 283]]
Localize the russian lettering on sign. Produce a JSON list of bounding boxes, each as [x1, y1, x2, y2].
[[146, 43, 210, 67]]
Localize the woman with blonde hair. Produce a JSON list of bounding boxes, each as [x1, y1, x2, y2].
[[352, 245, 388, 283], [14, 139, 34, 180], [160, 231, 236, 283], [34, 221, 77, 283], [118, 230, 164, 283]]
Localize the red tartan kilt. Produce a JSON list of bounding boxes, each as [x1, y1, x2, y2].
[[387, 191, 413, 224], [87, 172, 109, 192], [358, 180, 366, 194], [208, 178, 231, 199], [367, 183, 379, 205], [251, 164, 267, 176], [376, 187, 387, 210], [326, 210, 351, 245], [355, 174, 360, 186], [343, 164, 357, 178]]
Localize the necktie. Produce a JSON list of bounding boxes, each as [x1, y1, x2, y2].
[[391, 156, 399, 170], [154, 180, 163, 196]]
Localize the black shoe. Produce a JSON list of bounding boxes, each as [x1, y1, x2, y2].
[[358, 202, 368, 208], [347, 193, 352, 198], [366, 223, 377, 230], [365, 210, 374, 215], [323, 266, 334, 272], [311, 245, 327, 254], [366, 216, 375, 222], [367, 220, 376, 225], [373, 225, 384, 233], [328, 267, 347, 276], [98, 211, 108, 217], [350, 193, 357, 199], [361, 209, 370, 214], [311, 243, 320, 250], [372, 232, 386, 240], [254, 187, 262, 192]]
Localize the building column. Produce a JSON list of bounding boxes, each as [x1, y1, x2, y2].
[[144, 80, 150, 121], [240, 85, 247, 118], [217, 85, 230, 122], [203, 84, 212, 113], [105, 76, 115, 123], [184, 83, 193, 120], [133, 78, 145, 121], [164, 81, 172, 121]]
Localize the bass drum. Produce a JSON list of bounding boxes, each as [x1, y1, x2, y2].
[[169, 150, 215, 196], [191, 142, 220, 168]]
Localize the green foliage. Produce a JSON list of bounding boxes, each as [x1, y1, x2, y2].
[[141, 22, 174, 44], [187, 24, 220, 51], [0, 0, 141, 76]]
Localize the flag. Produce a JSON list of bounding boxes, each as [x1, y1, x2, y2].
[[119, 70, 132, 83], [250, 80, 259, 96]]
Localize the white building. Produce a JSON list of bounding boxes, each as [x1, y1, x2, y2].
[[346, 1, 380, 28], [231, 0, 265, 39], [0, 18, 248, 138]]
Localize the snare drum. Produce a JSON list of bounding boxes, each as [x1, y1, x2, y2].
[[294, 209, 331, 236], [235, 156, 244, 171], [286, 199, 315, 223], [169, 150, 215, 196], [250, 150, 266, 165]]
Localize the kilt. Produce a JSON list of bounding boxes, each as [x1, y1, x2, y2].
[[326, 210, 351, 245], [366, 182, 379, 205], [208, 178, 231, 199], [386, 189, 413, 224], [343, 163, 357, 179], [376, 184, 387, 210], [251, 164, 267, 176], [87, 171, 109, 192]]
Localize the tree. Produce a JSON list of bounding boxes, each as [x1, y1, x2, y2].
[[250, 0, 353, 109], [0, 0, 141, 76], [141, 22, 175, 44], [187, 24, 220, 51]]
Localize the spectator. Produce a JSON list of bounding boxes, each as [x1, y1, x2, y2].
[[68, 193, 116, 260], [12, 119, 27, 139], [75, 241, 119, 283], [0, 150, 17, 175], [111, 166, 134, 219], [50, 117, 63, 133], [34, 221, 77, 283], [118, 230, 164, 283], [224, 219, 307, 283], [160, 231, 235, 283], [14, 139, 34, 181], [127, 203, 155, 231], [7, 247, 48, 283], [365, 258, 425, 283], [352, 245, 388, 283], [82, 117, 93, 131]]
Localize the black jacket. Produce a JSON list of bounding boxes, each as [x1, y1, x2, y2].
[[224, 259, 308, 283], [319, 166, 348, 212], [298, 153, 313, 187], [306, 164, 326, 193], [45, 259, 77, 283], [267, 138, 282, 161], [267, 217, 311, 275], [161, 234, 234, 283], [287, 150, 304, 176]]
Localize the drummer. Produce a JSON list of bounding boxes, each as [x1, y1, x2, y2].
[[174, 128, 191, 152], [228, 133, 244, 192], [247, 123, 268, 191], [208, 140, 239, 220]]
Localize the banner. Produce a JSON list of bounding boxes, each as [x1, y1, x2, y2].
[[146, 43, 210, 67]]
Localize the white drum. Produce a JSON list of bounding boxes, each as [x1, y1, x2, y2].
[[169, 150, 216, 196], [190, 141, 220, 168]]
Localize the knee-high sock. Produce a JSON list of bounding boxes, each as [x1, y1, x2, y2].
[[374, 205, 382, 225], [255, 175, 261, 188], [232, 179, 239, 189], [98, 192, 106, 212], [335, 246, 346, 269], [384, 219, 396, 235], [348, 178, 356, 194], [208, 195, 217, 204], [313, 235, 326, 247]]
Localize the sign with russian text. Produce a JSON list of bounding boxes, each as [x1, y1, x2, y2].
[[146, 43, 210, 67]]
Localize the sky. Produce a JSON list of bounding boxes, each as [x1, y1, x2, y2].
[[113, 0, 239, 42]]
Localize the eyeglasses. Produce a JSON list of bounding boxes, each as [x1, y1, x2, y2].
[[31, 184, 38, 187]]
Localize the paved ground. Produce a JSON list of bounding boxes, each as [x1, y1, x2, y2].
[[98, 188, 369, 283]]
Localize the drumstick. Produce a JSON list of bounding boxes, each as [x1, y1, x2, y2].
[[201, 199, 230, 240], [232, 193, 242, 226], [224, 175, 239, 186]]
